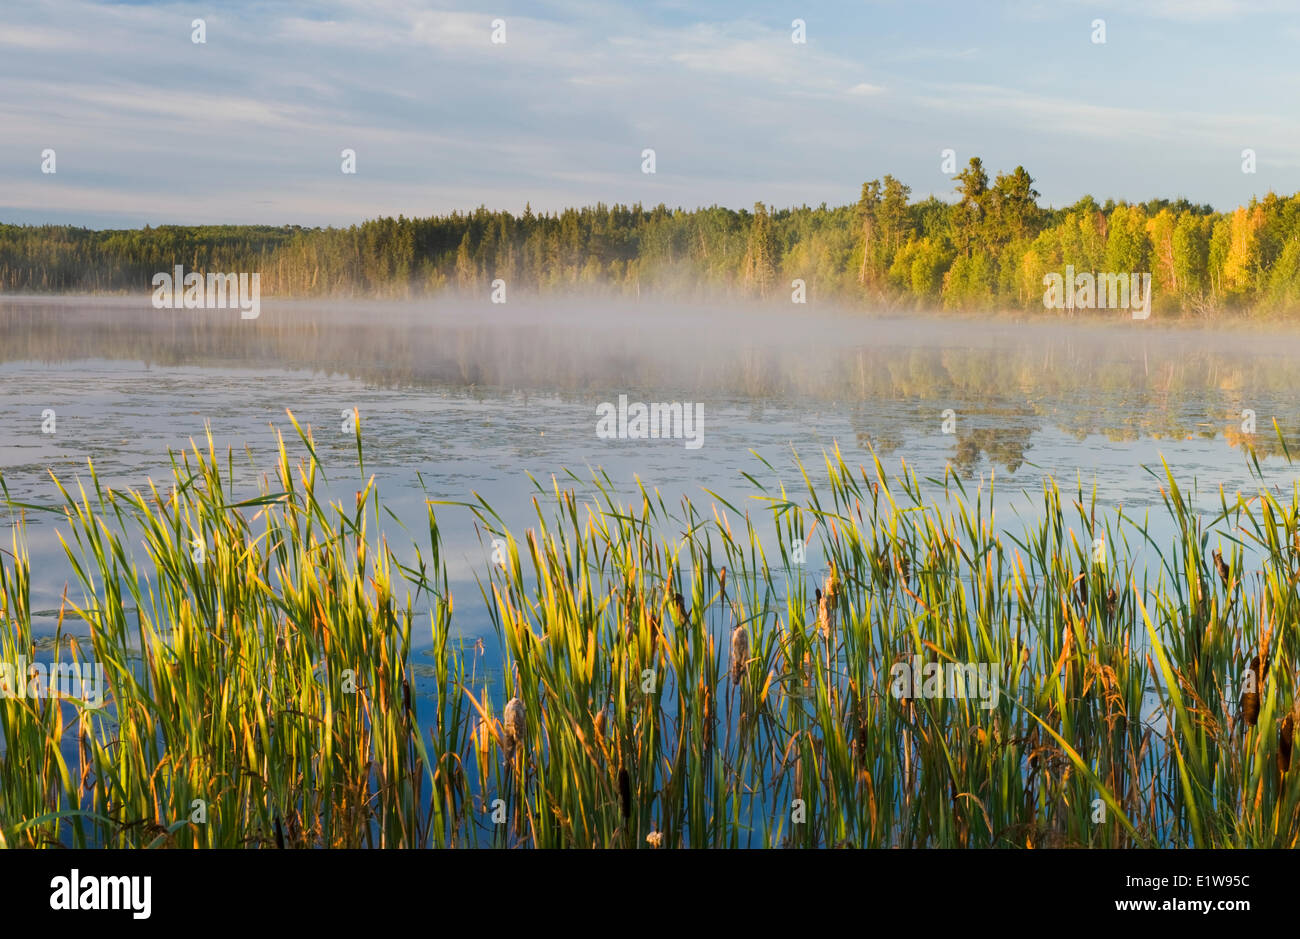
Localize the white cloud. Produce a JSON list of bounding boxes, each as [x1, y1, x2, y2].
[[0, 0, 1296, 225], [0, 25, 94, 50]]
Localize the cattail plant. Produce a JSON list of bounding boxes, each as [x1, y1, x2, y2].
[[11, 424, 1300, 849], [816, 588, 831, 641], [730, 624, 749, 684], [503, 697, 525, 764], [1213, 548, 1230, 588]]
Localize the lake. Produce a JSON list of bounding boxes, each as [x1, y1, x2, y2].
[[5, 295, 1298, 847], [3, 295, 1298, 633]]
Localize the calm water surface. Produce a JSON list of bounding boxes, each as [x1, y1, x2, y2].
[[2, 296, 1298, 698]]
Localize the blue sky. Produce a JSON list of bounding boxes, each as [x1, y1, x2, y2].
[[3, 0, 1298, 228]]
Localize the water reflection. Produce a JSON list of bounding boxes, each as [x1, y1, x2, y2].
[[3, 297, 1300, 476]]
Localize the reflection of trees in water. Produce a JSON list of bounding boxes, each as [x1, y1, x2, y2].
[[847, 397, 1036, 473], [5, 301, 1300, 454], [950, 423, 1036, 475], [855, 428, 903, 457]]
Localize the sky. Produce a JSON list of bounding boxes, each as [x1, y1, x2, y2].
[[2, 0, 1299, 229]]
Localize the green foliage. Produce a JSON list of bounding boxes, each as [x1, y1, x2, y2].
[[943, 250, 996, 310], [8, 428, 1300, 846], [6, 159, 1300, 315], [889, 236, 952, 302], [742, 203, 779, 298]]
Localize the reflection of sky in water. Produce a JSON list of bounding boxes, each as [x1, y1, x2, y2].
[[1, 299, 1297, 734]]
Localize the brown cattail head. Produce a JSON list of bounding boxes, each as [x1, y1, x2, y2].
[[730, 624, 749, 684], [1213, 549, 1230, 588], [673, 591, 689, 625], [1075, 574, 1088, 609], [819, 569, 838, 638], [899, 553, 911, 585], [503, 696, 526, 761], [824, 560, 840, 604]]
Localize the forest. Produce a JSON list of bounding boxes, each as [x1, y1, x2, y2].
[[4, 157, 1299, 317]]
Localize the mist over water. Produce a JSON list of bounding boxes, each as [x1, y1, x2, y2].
[[3, 294, 1296, 849], [3, 295, 1299, 636]]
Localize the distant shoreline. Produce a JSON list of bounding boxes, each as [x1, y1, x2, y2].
[[5, 169, 1299, 318], [3, 291, 1299, 332]]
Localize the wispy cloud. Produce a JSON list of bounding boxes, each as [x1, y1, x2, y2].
[[0, 0, 1296, 227]]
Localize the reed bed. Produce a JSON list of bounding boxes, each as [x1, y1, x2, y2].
[[3, 416, 1300, 848]]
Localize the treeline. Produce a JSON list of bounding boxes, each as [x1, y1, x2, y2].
[[5, 157, 1300, 315]]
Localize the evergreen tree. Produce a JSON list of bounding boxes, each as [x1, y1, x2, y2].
[[951, 157, 989, 257], [743, 203, 778, 298]]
